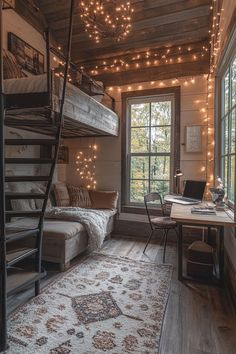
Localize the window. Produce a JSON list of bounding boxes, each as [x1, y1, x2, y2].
[[220, 55, 236, 205], [122, 88, 180, 208]]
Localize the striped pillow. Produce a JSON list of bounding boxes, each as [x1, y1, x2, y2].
[[67, 185, 91, 208], [3, 49, 24, 79]]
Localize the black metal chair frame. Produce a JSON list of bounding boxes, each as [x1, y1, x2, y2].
[[143, 192, 178, 262]]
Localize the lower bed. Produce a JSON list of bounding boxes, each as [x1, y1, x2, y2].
[[6, 209, 116, 271]]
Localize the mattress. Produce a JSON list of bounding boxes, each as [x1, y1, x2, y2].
[[4, 73, 119, 137], [6, 208, 117, 240]]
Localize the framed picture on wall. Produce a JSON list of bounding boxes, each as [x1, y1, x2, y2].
[[8, 32, 44, 75], [185, 125, 202, 153], [58, 146, 69, 164]]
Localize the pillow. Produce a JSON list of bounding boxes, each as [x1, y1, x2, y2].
[[8, 182, 36, 211], [67, 185, 91, 208], [31, 185, 52, 209], [53, 182, 70, 207], [3, 49, 24, 79], [89, 190, 119, 209]]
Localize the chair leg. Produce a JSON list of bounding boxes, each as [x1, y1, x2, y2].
[[163, 229, 169, 263], [143, 229, 155, 254]]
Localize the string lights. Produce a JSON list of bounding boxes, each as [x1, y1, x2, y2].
[[85, 43, 209, 76], [80, 1, 134, 43], [76, 144, 98, 190]]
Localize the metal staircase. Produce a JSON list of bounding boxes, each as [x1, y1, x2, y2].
[[0, 0, 75, 351]]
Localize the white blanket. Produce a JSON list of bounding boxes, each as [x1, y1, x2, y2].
[[45, 207, 114, 251]]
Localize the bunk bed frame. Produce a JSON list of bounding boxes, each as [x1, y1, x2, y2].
[[0, 0, 75, 351]]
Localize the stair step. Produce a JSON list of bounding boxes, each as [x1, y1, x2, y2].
[[7, 248, 38, 267], [6, 210, 44, 218], [5, 192, 47, 200], [5, 158, 53, 164], [7, 270, 41, 296], [5, 176, 49, 182], [5, 139, 57, 145], [6, 228, 39, 243]]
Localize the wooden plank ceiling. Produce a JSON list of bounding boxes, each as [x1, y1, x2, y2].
[[38, 0, 212, 86]]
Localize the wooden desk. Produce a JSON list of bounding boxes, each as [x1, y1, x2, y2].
[[171, 204, 236, 285]]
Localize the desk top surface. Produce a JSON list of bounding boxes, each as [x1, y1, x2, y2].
[[171, 203, 236, 226]]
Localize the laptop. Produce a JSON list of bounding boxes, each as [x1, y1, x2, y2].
[[164, 180, 206, 205]]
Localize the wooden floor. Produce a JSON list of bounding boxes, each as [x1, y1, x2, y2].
[[8, 237, 236, 354]]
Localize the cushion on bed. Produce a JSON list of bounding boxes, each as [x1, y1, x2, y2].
[[3, 49, 24, 79], [6, 218, 85, 240], [54, 182, 70, 207], [89, 190, 119, 209], [31, 185, 52, 209], [8, 182, 36, 211], [67, 184, 91, 208]]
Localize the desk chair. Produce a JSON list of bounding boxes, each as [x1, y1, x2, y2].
[[143, 192, 178, 262]]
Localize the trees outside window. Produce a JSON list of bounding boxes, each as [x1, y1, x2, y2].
[[126, 94, 175, 205], [221, 56, 236, 205]]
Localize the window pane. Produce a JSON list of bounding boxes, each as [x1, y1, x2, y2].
[[229, 155, 235, 203], [150, 156, 170, 180], [232, 57, 236, 107], [130, 156, 149, 179], [224, 72, 229, 115], [151, 127, 171, 153], [221, 117, 228, 155], [230, 109, 236, 154], [151, 101, 172, 126], [222, 156, 228, 194], [130, 180, 149, 203], [131, 127, 149, 153], [131, 103, 150, 127], [150, 180, 170, 197]]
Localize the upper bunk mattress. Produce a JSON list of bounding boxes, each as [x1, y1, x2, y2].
[[4, 74, 119, 137]]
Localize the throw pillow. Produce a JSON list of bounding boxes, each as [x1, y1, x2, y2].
[[54, 182, 70, 207], [31, 185, 52, 209], [8, 182, 36, 211], [3, 49, 24, 79], [89, 190, 119, 209], [67, 184, 91, 208]]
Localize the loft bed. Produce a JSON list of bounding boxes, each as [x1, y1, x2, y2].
[[4, 71, 119, 138]]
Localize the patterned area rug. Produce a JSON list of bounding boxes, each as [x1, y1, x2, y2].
[[7, 253, 172, 354]]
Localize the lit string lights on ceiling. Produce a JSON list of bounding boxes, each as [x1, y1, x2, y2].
[[85, 43, 209, 76], [76, 144, 98, 190], [80, 0, 134, 43]]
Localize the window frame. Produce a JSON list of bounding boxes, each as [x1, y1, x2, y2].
[[121, 87, 180, 213], [216, 24, 236, 216]]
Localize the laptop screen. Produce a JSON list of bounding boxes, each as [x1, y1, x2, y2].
[[183, 180, 206, 200]]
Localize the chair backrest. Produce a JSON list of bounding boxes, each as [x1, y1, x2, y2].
[[144, 192, 164, 228]]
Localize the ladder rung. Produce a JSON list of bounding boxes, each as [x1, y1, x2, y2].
[[5, 192, 47, 200], [5, 139, 57, 145], [6, 210, 44, 217], [6, 228, 39, 243], [7, 248, 38, 267], [5, 158, 53, 164], [5, 176, 49, 182]]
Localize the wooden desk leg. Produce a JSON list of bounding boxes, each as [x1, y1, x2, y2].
[[219, 226, 224, 286], [178, 224, 183, 281]]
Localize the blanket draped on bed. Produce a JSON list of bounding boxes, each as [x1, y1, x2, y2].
[[45, 207, 111, 251]]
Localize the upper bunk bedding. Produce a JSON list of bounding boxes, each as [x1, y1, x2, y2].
[[4, 73, 119, 138]]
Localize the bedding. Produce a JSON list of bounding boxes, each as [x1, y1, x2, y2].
[[45, 207, 116, 251], [67, 184, 92, 208]]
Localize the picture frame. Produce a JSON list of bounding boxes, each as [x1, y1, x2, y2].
[[58, 146, 69, 164], [40, 145, 69, 164], [185, 125, 202, 153], [8, 32, 44, 75]]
